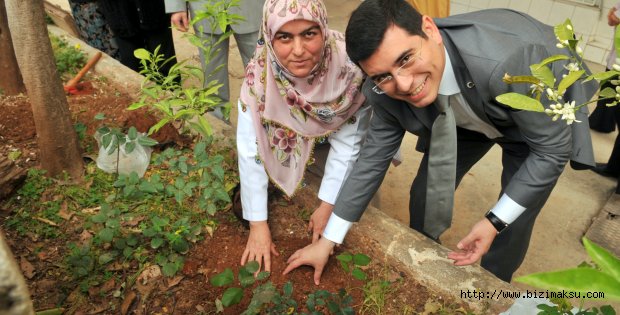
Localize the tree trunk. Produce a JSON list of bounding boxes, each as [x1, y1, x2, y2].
[[0, 229, 35, 315], [0, 0, 25, 95], [5, 0, 83, 181], [0, 155, 27, 200]]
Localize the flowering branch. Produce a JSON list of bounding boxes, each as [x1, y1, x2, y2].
[[496, 19, 620, 125]]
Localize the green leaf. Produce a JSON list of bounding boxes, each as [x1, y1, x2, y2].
[[336, 253, 353, 262], [151, 237, 164, 249], [210, 268, 234, 287], [162, 262, 179, 277], [221, 287, 243, 307], [554, 19, 575, 43], [98, 228, 115, 243], [137, 136, 158, 147], [557, 70, 585, 95], [127, 127, 138, 140], [600, 305, 616, 315], [584, 70, 620, 83], [352, 268, 367, 281], [243, 260, 260, 274], [538, 54, 570, 67], [98, 252, 116, 265], [171, 239, 189, 254], [283, 281, 293, 297], [582, 237, 620, 280], [139, 181, 158, 193], [94, 113, 106, 120], [599, 87, 617, 99], [515, 268, 620, 300], [124, 141, 136, 155], [256, 271, 270, 281], [530, 63, 555, 88], [133, 48, 150, 60], [495, 93, 545, 112], [353, 253, 371, 266], [214, 188, 231, 203]]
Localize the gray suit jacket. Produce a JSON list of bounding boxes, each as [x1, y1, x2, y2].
[[334, 9, 597, 222], [164, 0, 263, 34]]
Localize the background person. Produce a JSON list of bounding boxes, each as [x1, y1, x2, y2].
[[98, 0, 177, 78], [165, 0, 263, 121], [236, 0, 371, 273]]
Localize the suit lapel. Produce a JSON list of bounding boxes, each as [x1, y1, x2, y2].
[[441, 32, 497, 128]]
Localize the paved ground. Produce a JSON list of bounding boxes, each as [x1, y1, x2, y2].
[[48, 0, 618, 295]]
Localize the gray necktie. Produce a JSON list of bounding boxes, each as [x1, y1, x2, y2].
[[424, 95, 457, 239]]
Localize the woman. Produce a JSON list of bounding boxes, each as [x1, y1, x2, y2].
[[237, 0, 370, 273], [68, 0, 119, 59]]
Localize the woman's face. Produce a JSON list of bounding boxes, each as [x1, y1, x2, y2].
[[272, 20, 324, 77]]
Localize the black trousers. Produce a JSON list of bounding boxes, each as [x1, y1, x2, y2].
[[603, 105, 620, 194], [409, 128, 551, 282], [114, 27, 177, 78]]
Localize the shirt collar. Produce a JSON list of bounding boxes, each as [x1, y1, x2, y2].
[[438, 46, 460, 96]]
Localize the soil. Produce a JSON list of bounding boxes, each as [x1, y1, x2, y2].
[[0, 78, 466, 314]]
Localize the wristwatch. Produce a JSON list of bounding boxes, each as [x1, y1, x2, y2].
[[485, 211, 508, 233]]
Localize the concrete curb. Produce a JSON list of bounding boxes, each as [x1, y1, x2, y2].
[[346, 206, 516, 314], [48, 24, 516, 314]]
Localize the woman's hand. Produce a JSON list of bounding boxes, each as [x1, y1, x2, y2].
[[241, 221, 279, 273], [170, 12, 190, 32], [308, 201, 334, 243]]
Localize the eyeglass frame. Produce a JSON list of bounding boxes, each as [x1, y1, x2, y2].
[[370, 37, 424, 95]]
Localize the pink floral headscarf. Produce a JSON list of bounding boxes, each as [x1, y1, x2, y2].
[[239, 0, 366, 197]]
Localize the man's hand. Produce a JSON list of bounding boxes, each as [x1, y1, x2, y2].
[[283, 237, 335, 285], [170, 12, 190, 32], [241, 221, 279, 273], [308, 201, 334, 243], [608, 8, 620, 27], [447, 218, 497, 266]]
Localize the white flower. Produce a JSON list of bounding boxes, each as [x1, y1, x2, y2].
[[576, 46, 583, 55], [545, 101, 581, 125], [529, 82, 545, 94], [556, 43, 564, 49], [613, 64, 620, 72], [564, 63, 579, 72]]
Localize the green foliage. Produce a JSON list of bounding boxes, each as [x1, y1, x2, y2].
[[336, 252, 371, 281], [305, 289, 354, 315], [516, 237, 620, 301], [243, 281, 298, 315], [516, 237, 618, 315], [210, 261, 270, 308], [536, 298, 616, 315], [65, 243, 95, 279], [127, 0, 245, 138], [360, 278, 392, 314], [49, 33, 86, 79]]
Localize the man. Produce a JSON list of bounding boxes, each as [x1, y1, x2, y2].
[[284, 0, 596, 283], [165, 0, 263, 120]]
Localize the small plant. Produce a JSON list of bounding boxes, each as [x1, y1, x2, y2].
[[209, 261, 270, 309], [305, 289, 354, 315], [49, 33, 86, 79], [243, 281, 298, 315], [336, 252, 371, 281], [536, 298, 616, 315], [516, 237, 619, 314]]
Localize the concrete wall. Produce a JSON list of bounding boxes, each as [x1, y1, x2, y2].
[[450, 0, 616, 66]]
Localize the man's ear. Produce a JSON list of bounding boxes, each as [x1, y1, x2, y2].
[[421, 15, 442, 45]]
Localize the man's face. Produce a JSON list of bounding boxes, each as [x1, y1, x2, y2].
[[359, 17, 445, 108]]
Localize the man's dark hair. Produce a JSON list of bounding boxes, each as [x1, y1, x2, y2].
[[345, 0, 427, 66]]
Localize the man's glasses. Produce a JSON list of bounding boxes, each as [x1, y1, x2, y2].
[[371, 38, 424, 95]]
